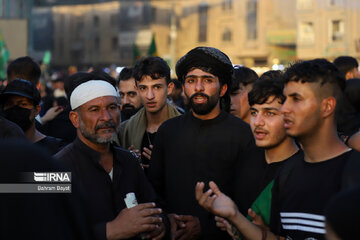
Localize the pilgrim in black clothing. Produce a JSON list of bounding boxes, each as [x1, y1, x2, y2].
[[195, 59, 360, 240], [55, 137, 167, 240], [55, 79, 168, 240], [270, 150, 360, 240], [149, 47, 254, 240], [233, 71, 301, 216], [0, 79, 66, 154], [0, 115, 26, 139], [149, 111, 253, 240], [0, 140, 93, 240]]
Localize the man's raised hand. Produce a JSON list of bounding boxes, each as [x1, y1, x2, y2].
[[195, 181, 238, 220]]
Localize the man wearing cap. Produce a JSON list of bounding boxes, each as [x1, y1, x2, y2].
[[148, 47, 253, 240], [0, 79, 65, 154], [55, 80, 168, 240]]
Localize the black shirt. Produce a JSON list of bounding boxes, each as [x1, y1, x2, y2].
[[270, 150, 360, 240], [0, 140, 94, 240], [234, 146, 303, 215], [148, 111, 254, 240], [55, 137, 166, 240], [0, 115, 26, 139], [35, 135, 67, 155], [140, 131, 157, 169]]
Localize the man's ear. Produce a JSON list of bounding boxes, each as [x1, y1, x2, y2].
[[220, 84, 228, 97], [321, 96, 336, 118], [35, 105, 41, 115], [345, 71, 352, 80], [167, 82, 175, 95], [69, 110, 80, 128]]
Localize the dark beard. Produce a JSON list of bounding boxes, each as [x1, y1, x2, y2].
[[121, 104, 140, 121], [188, 92, 219, 115]]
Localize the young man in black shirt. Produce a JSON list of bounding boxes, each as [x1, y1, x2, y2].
[[148, 47, 254, 240], [0, 79, 65, 154], [233, 71, 301, 217], [118, 57, 180, 169], [196, 59, 360, 240]]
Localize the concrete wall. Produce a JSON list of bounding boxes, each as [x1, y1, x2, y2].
[[0, 19, 28, 60]]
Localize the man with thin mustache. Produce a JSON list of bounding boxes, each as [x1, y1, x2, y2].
[[233, 70, 301, 219]]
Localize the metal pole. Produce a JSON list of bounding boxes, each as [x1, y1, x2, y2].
[[169, 0, 177, 71], [28, 0, 33, 56]]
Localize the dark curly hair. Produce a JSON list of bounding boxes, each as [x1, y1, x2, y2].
[[248, 70, 285, 106], [133, 56, 171, 84]]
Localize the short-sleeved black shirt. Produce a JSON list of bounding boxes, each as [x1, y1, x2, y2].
[[270, 150, 360, 240]]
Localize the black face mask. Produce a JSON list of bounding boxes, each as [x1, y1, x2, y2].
[[3, 106, 33, 131]]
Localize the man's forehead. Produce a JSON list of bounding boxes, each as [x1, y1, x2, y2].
[[119, 79, 137, 90], [119, 78, 136, 85], [185, 68, 216, 78], [5, 95, 32, 103], [284, 81, 314, 94], [252, 98, 283, 111], [138, 75, 167, 85]]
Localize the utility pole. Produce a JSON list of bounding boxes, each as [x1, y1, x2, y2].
[[169, 0, 177, 71]]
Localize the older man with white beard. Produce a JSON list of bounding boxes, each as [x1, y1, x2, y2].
[[55, 80, 169, 240]]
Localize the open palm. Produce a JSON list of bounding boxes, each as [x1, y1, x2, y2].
[[196, 181, 238, 219]]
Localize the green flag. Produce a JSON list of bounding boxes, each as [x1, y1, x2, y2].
[[147, 34, 157, 57], [133, 44, 141, 64], [43, 50, 52, 65], [0, 30, 10, 80]]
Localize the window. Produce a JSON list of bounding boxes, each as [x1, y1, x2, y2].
[[329, 0, 342, 6], [94, 36, 100, 52], [222, 0, 233, 11], [120, 47, 132, 60], [93, 15, 99, 27], [222, 28, 232, 42], [112, 36, 118, 50], [356, 39, 360, 53], [110, 14, 118, 27], [247, 0, 257, 40], [198, 3, 208, 42], [331, 20, 344, 42], [297, 0, 313, 9], [298, 21, 314, 44], [76, 16, 84, 40], [58, 39, 64, 58]]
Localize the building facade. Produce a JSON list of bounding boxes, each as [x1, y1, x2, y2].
[[52, 1, 121, 66], [47, 0, 360, 69], [296, 0, 360, 60]]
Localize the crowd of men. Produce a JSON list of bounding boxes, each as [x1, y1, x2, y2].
[[0, 48, 360, 240]]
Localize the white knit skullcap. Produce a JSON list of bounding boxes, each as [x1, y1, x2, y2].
[[70, 80, 119, 110]]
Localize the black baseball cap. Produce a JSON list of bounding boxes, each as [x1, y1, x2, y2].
[[0, 78, 41, 105]]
